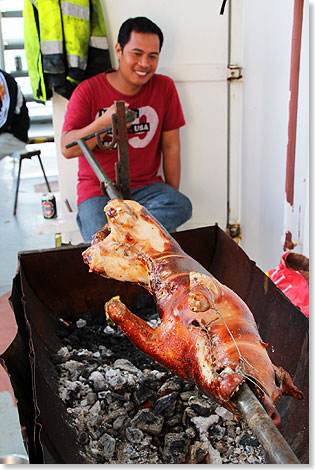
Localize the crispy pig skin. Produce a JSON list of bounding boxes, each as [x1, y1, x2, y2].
[[82, 199, 303, 424]]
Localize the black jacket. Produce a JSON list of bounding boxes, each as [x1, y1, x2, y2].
[[0, 69, 30, 142]]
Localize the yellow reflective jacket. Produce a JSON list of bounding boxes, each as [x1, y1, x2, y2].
[[23, 0, 111, 102]]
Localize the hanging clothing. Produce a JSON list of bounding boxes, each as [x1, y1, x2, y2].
[[23, 0, 111, 102], [0, 70, 30, 142]]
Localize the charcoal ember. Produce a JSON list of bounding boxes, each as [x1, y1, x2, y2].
[[116, 442, 141, 463], [191, 415, 220, 439], [125, 427, 144, 444], [55, 307, 267, 464], [131, 409, 164, 435], [86, 392, 97, 405], [165, 414, 181, 428], [134, 384, 155, 406], [113, 358, 142, 375], [112, 415, 126, 431], [158, 377, 183, 394], [76, 318, 87, 328], [211, 424, 226, 440], [89, 400, 101, 415], [189, 441, 209, 463], [153, 391, 178, 415], [240, 436, 260, 447], [106, 370, 128, 390], [163, 432, 190, 464], [88, 370, 107, 391], [215, 439, 229, 454], [188, 396, 213, 416], [98, 433, 116, 459], [78, 432, 89, 446], [180, 390, 198, 402]]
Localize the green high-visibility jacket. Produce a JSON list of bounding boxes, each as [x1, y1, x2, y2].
[[24, 0, 111, 102]]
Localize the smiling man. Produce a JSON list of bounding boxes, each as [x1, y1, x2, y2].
[[61, 17, 192, 242]]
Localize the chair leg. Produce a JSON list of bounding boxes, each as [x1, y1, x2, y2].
[[37, 154, 52, 193], [13, 157, 23, 215]]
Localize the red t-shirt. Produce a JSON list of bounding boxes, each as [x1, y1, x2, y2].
[[62, 72, 185, 205]]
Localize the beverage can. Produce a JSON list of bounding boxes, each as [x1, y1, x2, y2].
[[14, 56, 22, 71], [42, 193, 57, 219]]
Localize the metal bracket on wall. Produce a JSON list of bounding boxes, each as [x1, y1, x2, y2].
[[227, 65, 243, 80]]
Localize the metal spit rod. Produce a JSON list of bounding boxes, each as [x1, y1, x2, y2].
[[65, 104, 136, 200], [75, 138, 122, 200], [233, 383, 300, 464]]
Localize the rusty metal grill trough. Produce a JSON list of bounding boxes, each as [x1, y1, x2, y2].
[[0, 225, 309, 463]]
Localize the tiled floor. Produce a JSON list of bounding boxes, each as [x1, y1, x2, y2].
[[0, 132, 59, 461]]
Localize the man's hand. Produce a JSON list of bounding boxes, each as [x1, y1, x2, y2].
[[61, 102, 129, 159]]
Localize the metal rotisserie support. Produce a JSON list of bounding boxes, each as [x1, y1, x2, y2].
[[1, 225, 309, 464]]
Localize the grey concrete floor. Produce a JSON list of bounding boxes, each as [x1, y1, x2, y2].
[[0, 137, 59, 463], [0, 142, 59, 296]]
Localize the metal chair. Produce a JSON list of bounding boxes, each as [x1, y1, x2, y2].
[[13, 149, 51, 215]]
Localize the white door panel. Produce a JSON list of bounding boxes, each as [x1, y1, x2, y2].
[[178, 80, 228, 229], [101, 0, 231, 231]]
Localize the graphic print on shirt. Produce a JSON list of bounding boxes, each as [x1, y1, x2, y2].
[[97, 105, 159, 149]]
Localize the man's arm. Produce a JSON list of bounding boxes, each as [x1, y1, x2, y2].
[[61, 103, 118, 159], [161, 128, 181, 189]]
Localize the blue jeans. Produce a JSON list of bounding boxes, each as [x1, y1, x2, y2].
[[77, 182, 192, 241]]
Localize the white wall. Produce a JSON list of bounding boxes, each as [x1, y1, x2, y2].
[[240, 0, 309, 272], [51, 0, 309, 270], [101, 0, 230, 230]]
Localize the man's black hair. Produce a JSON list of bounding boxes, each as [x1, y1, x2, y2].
[[118, 17, 164, 51]]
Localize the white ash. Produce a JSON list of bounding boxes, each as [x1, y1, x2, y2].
[[55, 325, 266, 464]]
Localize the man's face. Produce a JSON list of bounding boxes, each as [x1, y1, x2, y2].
[[116, 31, 160, 91]]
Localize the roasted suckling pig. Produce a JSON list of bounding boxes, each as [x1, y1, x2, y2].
[[82, 200, 303, 425]]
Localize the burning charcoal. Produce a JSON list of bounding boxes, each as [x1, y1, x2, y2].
[[88, 370, 107, 391], [125, 427, 144, 444], [76, 318, 87, 328], [104, 325, 116, 335], [86, 392, 97, 406], [180, 390, 198, 402], [207, 442, 223, 464], [99, 433, 116, 459], [134, 385, 155, 406], [158, 378, 183, 394], [113, 415, 126, 431], [106, 370, 128, 390], [78, 432, 90, 446], [89, 400, 101, 415], [99, 345, 113, 358], [215, 439, 229, 454], [191, 415, 220, 439], [185, 426, 196, 439], [113, 358, 141, 375], [188, 396, 213, 417], [240, 436, 260, 447], [131, 409, 164, 435], [105, 408, 127, 425], [55, 309, 267, 464], [215, 405, 234, 421], [118, 442, 139, 461], [189, 441, 209, 463], [153, 392, 178, 415], [211, 424, 226, 440], [163, 432, 189, 463], [98, 390, 111, 403], [165, 414, 181, 428]]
